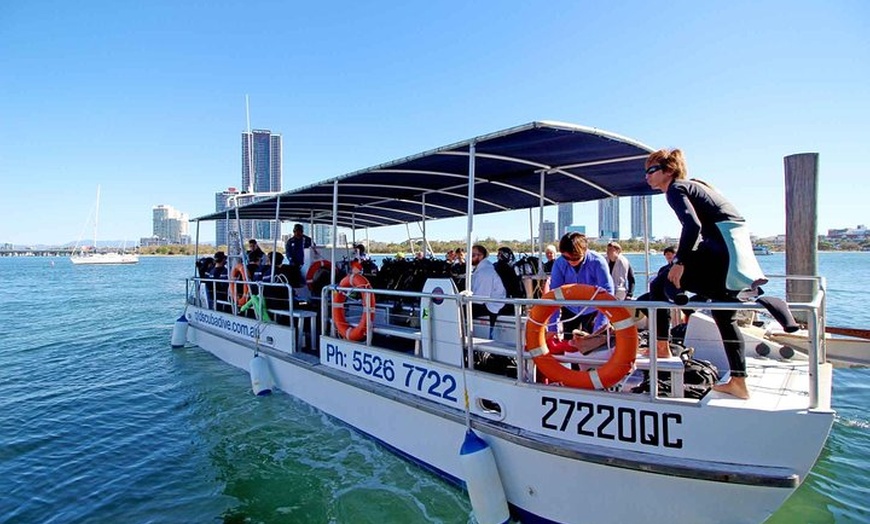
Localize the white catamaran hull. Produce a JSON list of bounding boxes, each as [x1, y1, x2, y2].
[[186, 306, 833, 524], [70, 253, 139, 265]]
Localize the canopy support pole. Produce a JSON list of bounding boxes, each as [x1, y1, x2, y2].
[[538, 170, 546, 256], [351, 213, 356, 247], [464, 143, 477, 386], [331, 182, 338, 286], [270, 195, 281, 281], [464, 142, 476, 286], [421, 194, 427, 257], [233, 196, 248, 268], [529, 208, 534, 255], [642, 195, 651, 291], [193, 220, 201, 277]]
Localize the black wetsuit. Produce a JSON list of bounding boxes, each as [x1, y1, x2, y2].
[[285, 235, 312, 267], [663, 179, 747, 377], [209, 264, 229, 312]]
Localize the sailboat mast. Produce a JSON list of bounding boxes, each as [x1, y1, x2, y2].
[[94, 185, 101, 250]]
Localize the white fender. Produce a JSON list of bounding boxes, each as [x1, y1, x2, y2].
[[170, 314, 188, 348], [459, 429, 510, 524], [249, 355, 273, 396]]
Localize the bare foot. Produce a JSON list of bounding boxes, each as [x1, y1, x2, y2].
[[713, 377, 750, 399]]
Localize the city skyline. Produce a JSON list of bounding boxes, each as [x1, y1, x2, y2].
[[3, 219, 865, 250]]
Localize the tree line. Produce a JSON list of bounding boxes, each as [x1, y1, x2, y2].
[[138, 237, 869, 257]]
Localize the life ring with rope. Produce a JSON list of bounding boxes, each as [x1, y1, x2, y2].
[[525, 284, 638, 389], [332, 272, 376, 341], [228, 263, 250, 308], [306, 260, 332, 291]]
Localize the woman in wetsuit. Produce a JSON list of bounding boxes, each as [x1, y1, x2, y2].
[[645, 149, 750, 399]]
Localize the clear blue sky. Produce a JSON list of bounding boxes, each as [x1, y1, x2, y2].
[[1, 1, 866, 246]]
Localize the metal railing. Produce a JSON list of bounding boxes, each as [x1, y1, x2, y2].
[[186, 273, 827, 407]]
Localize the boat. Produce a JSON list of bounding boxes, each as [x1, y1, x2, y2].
[[70, 249, 139, 265], [752, 244, 771, 256], [766, 327, 870, 367], [71, 185, 139, 265], [177, 121, 839, 523]]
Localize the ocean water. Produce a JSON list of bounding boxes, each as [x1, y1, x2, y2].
[[0, 253, 867, 523]]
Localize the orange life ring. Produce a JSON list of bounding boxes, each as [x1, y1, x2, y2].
[[525, 284, 638, 389], [228, 263, 250, 307], [332, 273, 376, 341], [306, 260, 332, 291]]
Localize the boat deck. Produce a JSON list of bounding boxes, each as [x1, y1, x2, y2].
[[709, 357, 829, 411]]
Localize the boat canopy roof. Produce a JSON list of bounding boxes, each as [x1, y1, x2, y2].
[[196, 121, 657, 229]]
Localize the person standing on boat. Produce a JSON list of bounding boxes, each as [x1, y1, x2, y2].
[[284, 224, 317, 267], [606, 241, 635, 300], [548, 232, 614, 336], [285, 223, 319, 286], [645, 149, 753, 399]]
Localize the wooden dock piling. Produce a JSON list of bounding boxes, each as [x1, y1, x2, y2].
[[784, 153, 819, 320]]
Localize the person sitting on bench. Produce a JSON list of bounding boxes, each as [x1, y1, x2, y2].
[[469, 245, 507, 324]]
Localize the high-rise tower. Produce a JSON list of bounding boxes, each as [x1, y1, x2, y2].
[[631, 195, 652, 239], [214, 187, 241, 247], [541, 220, 556, 243], [598, 197, 619, 240], [152, 204, 189, 244], [241, 129, 283, 241], [557, 203, 573, 238]]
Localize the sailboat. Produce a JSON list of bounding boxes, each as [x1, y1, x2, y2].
[[70, 185, 139, 265]]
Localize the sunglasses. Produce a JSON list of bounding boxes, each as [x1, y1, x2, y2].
[[562, 253, 582, 263], [645, 165, 664, 175]]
